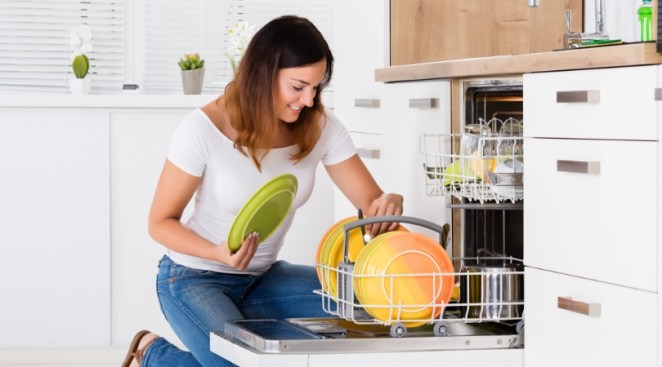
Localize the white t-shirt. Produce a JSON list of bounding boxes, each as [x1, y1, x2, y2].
[[165, 108, 356, 275]]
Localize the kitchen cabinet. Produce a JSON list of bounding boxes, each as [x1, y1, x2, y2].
[[379, 80, 452, 238], [333, 80, 452, 230], [333, 0, 450, 232], [332, 0, 389, 220], [109, 110, 190, 348], [0, 95, 339, 363], [525, 267, 657, 366], [523, 65, 660, 367], [0, 111, 111, 348], [390, 0, 583, 65]]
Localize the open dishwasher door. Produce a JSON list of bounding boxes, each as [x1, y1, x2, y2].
[[210, 317, 523, 367]]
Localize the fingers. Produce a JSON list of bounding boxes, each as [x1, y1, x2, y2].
[[365, 193, 404, 237], [221, 232, 259, 270]]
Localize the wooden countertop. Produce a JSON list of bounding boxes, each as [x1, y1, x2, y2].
[[375, 42, 662, 82]]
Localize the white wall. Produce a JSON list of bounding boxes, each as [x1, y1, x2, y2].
[[584, 0, 641, 42]]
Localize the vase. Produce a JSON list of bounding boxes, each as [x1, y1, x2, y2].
[[181, 68, 205, 95], [69, 78, 91, 95]]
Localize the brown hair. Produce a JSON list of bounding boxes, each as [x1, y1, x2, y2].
[[224, 15, 334, 171]]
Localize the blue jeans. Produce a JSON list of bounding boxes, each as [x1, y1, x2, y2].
[[143, 255, 328, 366]]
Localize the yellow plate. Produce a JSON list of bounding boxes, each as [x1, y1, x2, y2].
[[227, 174, 297, 252]]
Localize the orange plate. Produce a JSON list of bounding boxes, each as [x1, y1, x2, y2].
[[354, 232, 454, 327]]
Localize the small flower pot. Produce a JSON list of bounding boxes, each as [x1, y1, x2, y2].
[[69, 78, 91, 95], [181, 68, 205, 95]]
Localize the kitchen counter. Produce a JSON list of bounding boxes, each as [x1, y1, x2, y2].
[[0, 94, 217, 109], [376, 42, 662, 82]]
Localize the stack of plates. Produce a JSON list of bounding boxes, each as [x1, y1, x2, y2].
[[315, 217, 408, 298], [353, 231, 454, 327]]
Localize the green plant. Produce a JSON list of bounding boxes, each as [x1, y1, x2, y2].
[[72, 54, 89, 79], [178, 53, 205, 70]]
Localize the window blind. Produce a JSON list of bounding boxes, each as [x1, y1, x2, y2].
[[143, 0, 334, 94], [0, 0, 127, 94]]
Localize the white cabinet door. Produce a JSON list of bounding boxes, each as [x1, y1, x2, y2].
[[110, 111, 188, 347], [0, 111, 110, 348], [333, 0, 389, 91], [333, 132, 384, 221], [524, 137, 657, 291], [524, 66, 658, 141], [381, 80, 452, 237], [525, 267, 658, 367], [309, 349, 522, 367]]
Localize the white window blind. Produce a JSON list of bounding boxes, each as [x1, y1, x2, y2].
[[0, 0, 126, 94], [143, 0, 334, 94]]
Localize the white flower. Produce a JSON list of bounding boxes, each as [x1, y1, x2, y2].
[[69, 24, 93, 56], [226, 21, 256, 74]]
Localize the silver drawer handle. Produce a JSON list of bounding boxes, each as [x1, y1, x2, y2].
[[556, 90, 600, 104], [558, 296, 601, 317], [408, 98, 438, 109], [354, 98, 380, 108], [655, 88, 662, 101], [557, 160, 600, 175], [356, 148, 380, 159]]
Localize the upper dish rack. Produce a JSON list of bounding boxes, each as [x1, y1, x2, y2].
[[421, 117, 524, 204]]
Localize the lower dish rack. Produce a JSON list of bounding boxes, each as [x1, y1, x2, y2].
[[315, 216, 524, 338]]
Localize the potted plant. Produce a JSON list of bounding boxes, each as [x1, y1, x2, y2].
[[178, 53, 205, 95], [68, 24, 93, 94]]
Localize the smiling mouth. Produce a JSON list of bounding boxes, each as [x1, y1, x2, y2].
[[288, 104, 302, 111]]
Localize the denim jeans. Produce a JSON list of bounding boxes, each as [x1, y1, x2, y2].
[[143, 255, 328, 366]]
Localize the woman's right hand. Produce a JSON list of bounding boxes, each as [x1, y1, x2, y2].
[[213, 232, 260, 270]]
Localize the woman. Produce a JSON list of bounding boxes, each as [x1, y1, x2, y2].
[[122, 15, 403, 367]]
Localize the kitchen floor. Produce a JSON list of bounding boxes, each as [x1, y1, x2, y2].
[[0, 348, 125, 367]]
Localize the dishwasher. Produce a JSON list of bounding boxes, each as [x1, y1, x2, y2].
[[211, 215, 524, 367], [211, 78, 526, 366]]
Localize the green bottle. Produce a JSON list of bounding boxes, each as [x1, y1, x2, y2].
[[638, 0, 653, 42]]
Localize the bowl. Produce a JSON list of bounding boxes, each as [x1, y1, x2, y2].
[[488, 158, 524, 198]]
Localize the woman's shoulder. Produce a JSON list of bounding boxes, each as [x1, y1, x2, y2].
[[175, 109, 221, 138]]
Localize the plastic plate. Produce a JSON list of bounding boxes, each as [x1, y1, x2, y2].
[[227, 174, 298, 252]]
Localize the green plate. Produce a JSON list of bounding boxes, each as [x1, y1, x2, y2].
[[227, 173, 298, 252]]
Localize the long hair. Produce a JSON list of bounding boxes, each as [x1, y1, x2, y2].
[[224, 15, 334, 171]]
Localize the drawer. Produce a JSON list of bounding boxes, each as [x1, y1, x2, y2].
[[524, 65, 659, 140], [334, 91, 384, 134], [524, 268, 658, 367], [524, 138, 658, 291]]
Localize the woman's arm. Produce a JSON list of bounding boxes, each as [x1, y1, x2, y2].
[[325, 154, 403, 237], [148, 160, 259, 270]]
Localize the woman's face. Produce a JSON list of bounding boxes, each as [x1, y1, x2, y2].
[[276, 59, 327, 123]]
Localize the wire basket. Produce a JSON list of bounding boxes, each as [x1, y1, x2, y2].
[[314, 216, 524, 337], [421, 117, 524, 203]]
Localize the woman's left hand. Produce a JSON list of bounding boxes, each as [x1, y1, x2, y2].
[[364, 193, 403, 237]]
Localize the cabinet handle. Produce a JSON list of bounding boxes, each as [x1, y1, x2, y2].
[[655, 88, 662, 101], [408, 98, 438, 109], [558, 296, 601, 317], [354, 98, 380, 108], [356, 148, 380, 159], [557, 160, 600, 175], [556, 90, 600, 104]]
